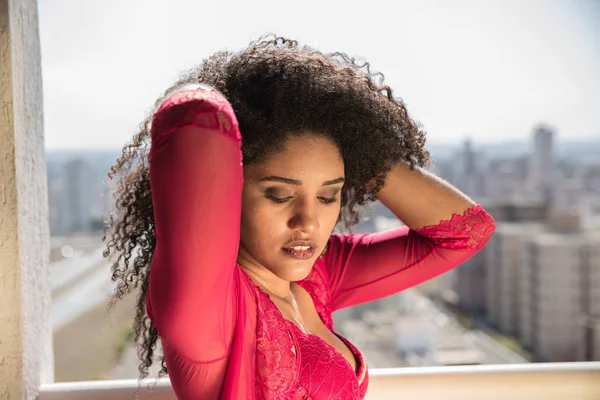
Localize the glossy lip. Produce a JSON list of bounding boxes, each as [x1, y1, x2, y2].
[[282, 240, 318, 249], [282, 240, 318, 260], [282, 247, 316, 259]]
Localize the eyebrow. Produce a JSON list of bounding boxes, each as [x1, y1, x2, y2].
[[259, 176, 345, 186]]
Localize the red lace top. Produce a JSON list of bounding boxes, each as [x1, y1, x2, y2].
[[146, 87, 496, 400]]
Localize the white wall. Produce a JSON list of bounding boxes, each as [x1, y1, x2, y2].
[[0, 0, 54, 398]]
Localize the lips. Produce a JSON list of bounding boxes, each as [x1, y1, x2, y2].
[[282, 240, 317, 260]]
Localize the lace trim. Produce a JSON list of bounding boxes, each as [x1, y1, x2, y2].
[[299, 264, 368, 387], [252, 282, 298, 400], [414, 204, 496, 250], [298, 265, 333, 330], [245, 267, 367, 399]]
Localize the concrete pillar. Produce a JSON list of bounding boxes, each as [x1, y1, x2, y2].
[[0, 0, 54, 398]]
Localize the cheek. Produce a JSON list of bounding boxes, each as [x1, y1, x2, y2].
[[240, 202, 286, 249]]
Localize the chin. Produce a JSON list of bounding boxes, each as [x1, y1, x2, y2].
[[275, 259, 314, 282]]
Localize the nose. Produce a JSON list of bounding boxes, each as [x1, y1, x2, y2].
[[288, 199, 319, 234]]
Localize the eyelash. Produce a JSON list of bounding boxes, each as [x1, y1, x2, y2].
[[319, 196, 338, 205], [265, 194, 338, 205]]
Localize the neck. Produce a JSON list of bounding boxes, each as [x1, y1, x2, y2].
[[237, 251, 312, 334], [236, 252, 292, 299]]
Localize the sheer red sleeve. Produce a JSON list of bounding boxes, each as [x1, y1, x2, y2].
[[146, 88, 243, 363], [322, 204, 496, 310]]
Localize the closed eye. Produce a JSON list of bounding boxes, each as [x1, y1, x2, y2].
[[318, 196, 338, 205], [265, 194, 293, 204], [265, 194, 338, 205]]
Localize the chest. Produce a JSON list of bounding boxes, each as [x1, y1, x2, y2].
[[252, 281, 368, 399], [270, 284, 358, 372]]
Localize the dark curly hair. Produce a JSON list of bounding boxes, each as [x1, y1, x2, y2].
[[103, 35, 430, 380]]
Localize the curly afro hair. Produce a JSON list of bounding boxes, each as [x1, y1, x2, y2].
[[103, 35, 430, 380]]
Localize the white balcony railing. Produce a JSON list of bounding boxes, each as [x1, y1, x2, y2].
[[39, 362, 600, 400]]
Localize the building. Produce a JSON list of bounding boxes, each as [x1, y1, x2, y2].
[[577, 232, 600, 361], [519, 228, 600, 362], [451, 139, 487, 199], [528, 125, 555, 201], [61, 158, 95, 233], [485, 222, 543, 335], [451, 251, 487, 314], [481, 198, 548, 222], [449, 199, 547, 314], [484, 156, 529, 200]]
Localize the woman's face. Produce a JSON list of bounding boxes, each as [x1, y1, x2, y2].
[[239, 133, 344, 282]]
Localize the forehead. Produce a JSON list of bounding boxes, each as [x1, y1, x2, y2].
[[246, 134, 344, 180]]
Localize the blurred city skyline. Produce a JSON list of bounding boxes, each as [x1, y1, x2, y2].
[[39, 0, 600, 150], [46, 120, 600, 376]]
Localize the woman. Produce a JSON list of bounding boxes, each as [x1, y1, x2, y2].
[[104, 36, 496, 399]]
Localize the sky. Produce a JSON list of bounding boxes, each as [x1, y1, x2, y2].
[[38, 0, 600, 150]]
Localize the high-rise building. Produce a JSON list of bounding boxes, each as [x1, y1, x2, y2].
[[484, 156, 529, 201], [485, 222, 543, 335], [528, 125, 555, 201], [450, 199, 547, 314], [577, 233, 600, 361], [481, 199, 548, 222], [62, 158, 95, 233], [519, 228, 600, 362], [452, 251, 486, 314], [452, 139, 487, 198]]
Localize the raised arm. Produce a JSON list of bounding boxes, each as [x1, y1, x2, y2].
[[323, 162, 496, 310], [147, 87, 243, 362]]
